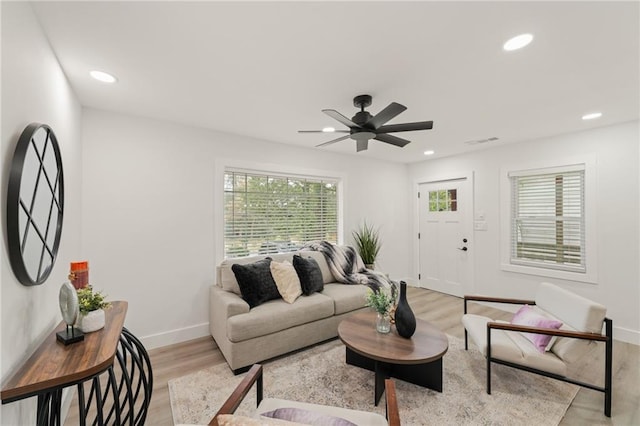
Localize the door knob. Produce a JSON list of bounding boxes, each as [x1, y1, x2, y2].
[[458, 247, 468, 251]]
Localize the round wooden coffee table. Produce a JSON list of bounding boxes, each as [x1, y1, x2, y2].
[[338, 310, 448, 405]]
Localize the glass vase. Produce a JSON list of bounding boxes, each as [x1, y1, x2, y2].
[[376, 312, 391, 334]]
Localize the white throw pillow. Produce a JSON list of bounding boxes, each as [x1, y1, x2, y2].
[[270, 260, 303, 304]]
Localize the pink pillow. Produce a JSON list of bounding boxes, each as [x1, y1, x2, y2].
[[511, 305, 563, 353]]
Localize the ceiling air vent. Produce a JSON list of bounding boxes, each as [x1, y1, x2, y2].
[[464, 137, 499, 145]]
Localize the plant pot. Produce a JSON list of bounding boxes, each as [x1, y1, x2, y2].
[[376, 312, 391, 334], [365, 263, 375, 270], [78, 309, 105, 333]]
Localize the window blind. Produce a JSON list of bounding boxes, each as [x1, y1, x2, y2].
[[510, 167, 585, 272], [224, 170, 338, 258]]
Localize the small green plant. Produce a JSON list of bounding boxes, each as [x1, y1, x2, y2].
[[365, 288, 392, 316], [77, 286, 111, 315], [352, 221, 381, 266]]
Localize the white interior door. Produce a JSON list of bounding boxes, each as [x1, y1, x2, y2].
[[418, 178, 472, 297]]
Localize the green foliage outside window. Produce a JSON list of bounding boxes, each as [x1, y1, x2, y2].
[[224, 171, 338, 257]]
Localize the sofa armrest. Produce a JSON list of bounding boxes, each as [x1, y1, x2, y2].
[[385, 379, 400, 426], [464, 295, 536, 315], [210, 364, 263, 425], [210, 285, 250, 344], [210, 285, 250, 319], [487, 321, 608, 342]]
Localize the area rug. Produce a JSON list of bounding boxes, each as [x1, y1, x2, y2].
[[169, 336, 578, 425]]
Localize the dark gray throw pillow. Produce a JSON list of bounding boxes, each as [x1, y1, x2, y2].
[[231, 258, 280, 308], [292, 255, 324, 295]]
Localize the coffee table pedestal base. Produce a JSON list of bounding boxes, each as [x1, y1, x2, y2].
[[346, 347, 443, 406]]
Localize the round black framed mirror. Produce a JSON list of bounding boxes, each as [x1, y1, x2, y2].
[[7, 123, 64, 286]]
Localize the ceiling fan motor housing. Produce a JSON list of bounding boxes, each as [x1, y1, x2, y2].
[[352, 111, 373, 126]]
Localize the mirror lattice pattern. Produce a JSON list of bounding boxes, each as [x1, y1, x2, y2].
[[18, 127, 63, 282]]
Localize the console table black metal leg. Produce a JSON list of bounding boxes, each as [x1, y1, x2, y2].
[[36, 389, 63, 426]]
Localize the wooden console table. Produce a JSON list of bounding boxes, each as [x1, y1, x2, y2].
[[1, 301, 153, 425]]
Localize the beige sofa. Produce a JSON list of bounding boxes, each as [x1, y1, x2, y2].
[[209, 250, 370, 373]]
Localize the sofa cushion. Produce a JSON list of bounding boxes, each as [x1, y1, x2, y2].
[[299, 250, 335, 284], [320, 283, 368, 315], [232, 258, 280, 308], [534, 282, 606, 364], [293, 255, 324, 295], [270, 260, 302, 304], [535, 282, 606, 333], [505, 325, 567, 376], [227, 293, 334, 342], [462, 314, 566, 376]]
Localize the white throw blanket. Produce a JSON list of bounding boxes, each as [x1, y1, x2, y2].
[[304, 241, 397, 297]]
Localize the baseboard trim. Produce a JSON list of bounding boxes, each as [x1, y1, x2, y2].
[[613, 326, 640, 345], [140, 322, 213, 350]]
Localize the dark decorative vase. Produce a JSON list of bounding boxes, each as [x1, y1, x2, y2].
[[394, 281, 416, 338]]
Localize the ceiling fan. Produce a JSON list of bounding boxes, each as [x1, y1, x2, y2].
[[299, 94, 433, 152]]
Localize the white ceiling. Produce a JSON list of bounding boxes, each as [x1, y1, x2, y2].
[[31, 1, 639, 164]]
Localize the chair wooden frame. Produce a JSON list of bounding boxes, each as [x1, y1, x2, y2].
[[209, 364, 401, 426], [463, 295, 613, 417]]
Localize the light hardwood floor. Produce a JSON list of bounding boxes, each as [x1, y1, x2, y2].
[[66, 287, 639, 425]]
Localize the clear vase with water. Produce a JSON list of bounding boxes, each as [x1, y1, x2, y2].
[[376, 312, 391, 333]]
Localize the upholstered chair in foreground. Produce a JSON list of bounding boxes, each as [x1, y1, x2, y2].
[[462, 282, 612, 417], [209, 364, 401, 426]]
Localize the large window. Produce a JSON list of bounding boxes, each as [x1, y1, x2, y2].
[[224, 170, 338, 258], [509, 165, 585, 272]]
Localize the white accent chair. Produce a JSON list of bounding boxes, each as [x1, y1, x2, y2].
[[462, 282, 612, 417], [209, 364, 401, 426]]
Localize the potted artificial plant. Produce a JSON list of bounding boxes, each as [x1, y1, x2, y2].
[[76, 286, 111, 333], [365, 288, 393, 333], [352, 221, 381, 269]]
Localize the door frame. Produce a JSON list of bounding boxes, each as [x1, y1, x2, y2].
[[413, 170, 475, 296]]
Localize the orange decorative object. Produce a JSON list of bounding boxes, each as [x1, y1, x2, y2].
[[69, 261, 89, 289]]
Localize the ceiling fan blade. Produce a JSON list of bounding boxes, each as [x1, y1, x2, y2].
[[373, 133, 411, 148], [356, 139, 368, 152], [316, 134, 351, 147], [376, 121, 433, 133], [365, 102, 407, 129], [298, 130, 350, 133], [322, 109, 361, 129]]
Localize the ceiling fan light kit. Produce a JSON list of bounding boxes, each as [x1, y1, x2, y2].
[[299, 94, 433, 152]]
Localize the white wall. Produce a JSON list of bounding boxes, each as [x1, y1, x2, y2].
[[1, 2, 83, 423], [409, 121, 640, 344], [81, 108, 411, 349]]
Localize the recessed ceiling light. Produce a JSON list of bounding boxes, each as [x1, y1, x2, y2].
[[503, 33, 533, 51], [423, 150, 435, 156], [582, 112, 602, 120], [322, 127, 335, 133], [90, 70, 117, 83]]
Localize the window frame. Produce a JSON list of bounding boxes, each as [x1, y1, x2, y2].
[[215, 159, 344, 262], [500, 156, 598, 284]]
